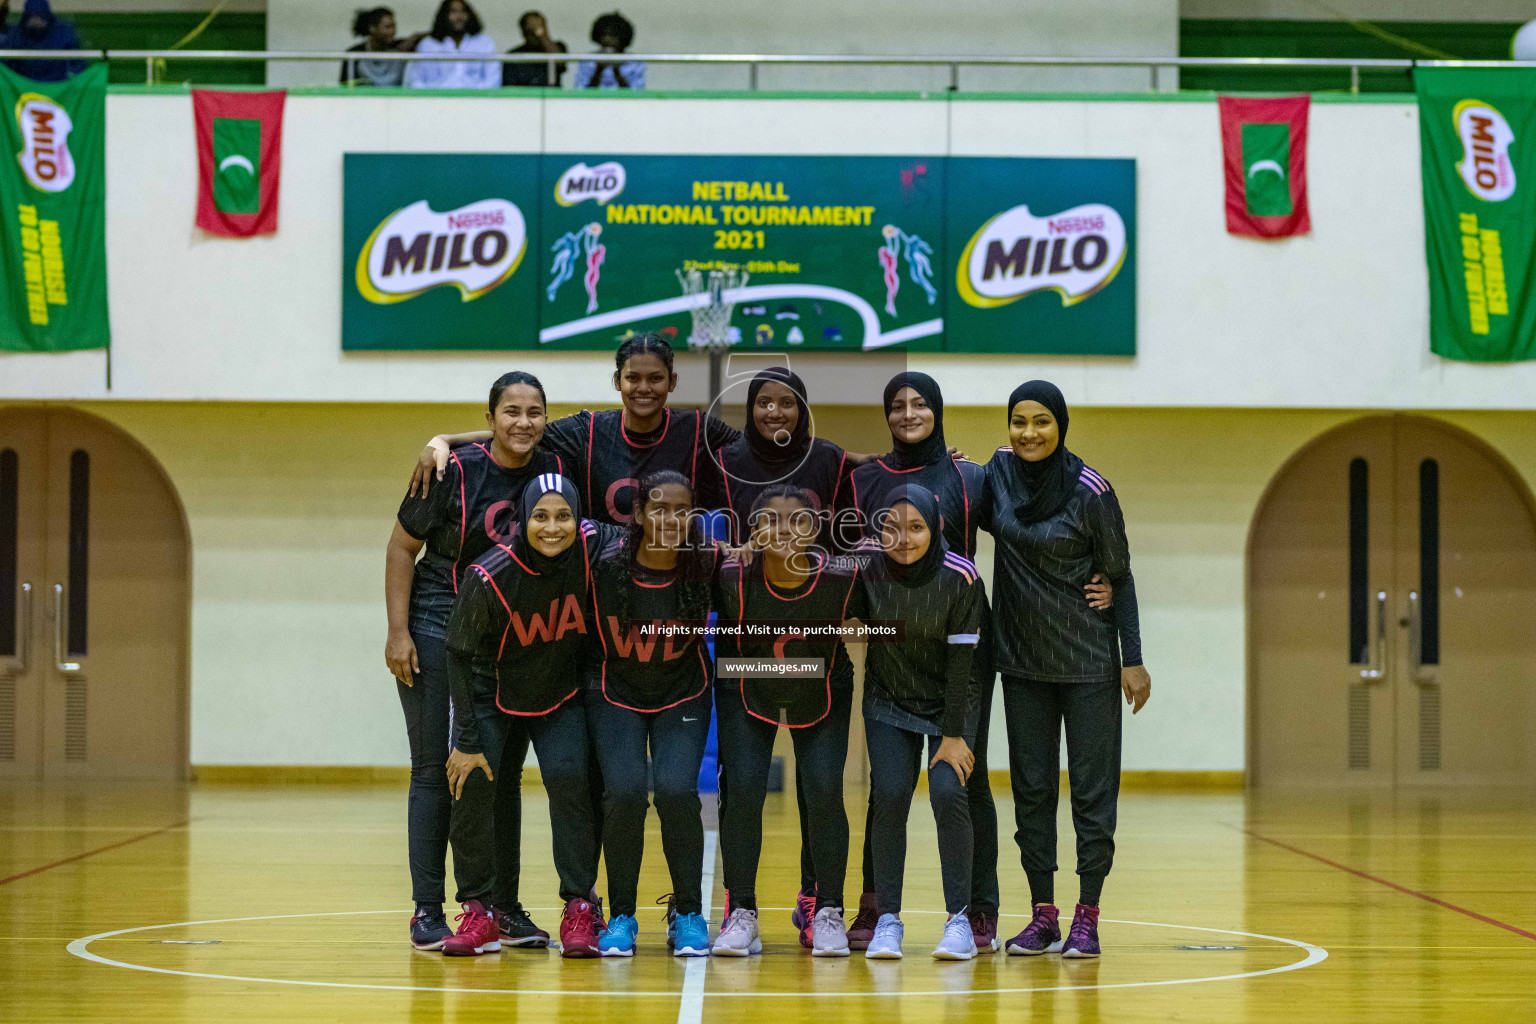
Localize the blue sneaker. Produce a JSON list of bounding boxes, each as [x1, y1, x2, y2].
[[672, 913, 711, 957], [598, 914, 639, 957]]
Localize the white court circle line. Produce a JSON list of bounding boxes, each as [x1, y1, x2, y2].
[[66, 911, 1327, 998]]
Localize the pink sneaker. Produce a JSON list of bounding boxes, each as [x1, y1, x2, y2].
[[442, 900, 502, 956]]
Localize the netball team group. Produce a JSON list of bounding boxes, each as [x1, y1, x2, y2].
[[381, 332, 1151, 962]]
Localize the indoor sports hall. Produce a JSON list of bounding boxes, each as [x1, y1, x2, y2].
[[2, 2, 1534, 1022]]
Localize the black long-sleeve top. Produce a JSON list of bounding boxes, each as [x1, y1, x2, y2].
[[980, 447, 1143, 683], [859, 554, 985, 737], [846, 454, 985, 558], [712, 436, 851, 552]]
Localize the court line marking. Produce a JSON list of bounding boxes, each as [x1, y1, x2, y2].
[[677, 829, 717, 1024], [66, 913, 1326, 997], [0, 820, 189, 887], [1242, 827, 1536, 942]]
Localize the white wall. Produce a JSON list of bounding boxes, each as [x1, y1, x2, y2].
[[5, 91, 1535, 411], [265, 0, 1178, 91]]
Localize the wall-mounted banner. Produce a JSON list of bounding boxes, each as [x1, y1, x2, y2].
[[1417, 67, 1536, 362], [0, 62, 110, 354], [343, 153, 539, 350], [340, 153, 1135, 355], [1217, 94, 1311, 240]]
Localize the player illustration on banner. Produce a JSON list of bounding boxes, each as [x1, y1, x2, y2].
[[547, 222, 606, 313], [878, 224, 938, 317]]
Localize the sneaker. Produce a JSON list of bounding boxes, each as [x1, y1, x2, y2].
[[442, 900, 502, 956], [672, 913, 711, 957], [409, 904, 451, 951], [598, 913, 639, 957], [1005, 904, 1063, 956], [968, 908, 1000, 953], [932, 909, 977, 961], [589, 889, 608, 933], [712, 908, 761, 956], [559, 899, 601, 959], [846, 892, 878, 951], [1061, 904, 1101, 959], [864, 913, 903, 960], [791, 888, 816, 948], [810, 906, 850, 957], [658, 894, 678, 949], [495, 904, 551, 948], [718, 889, 733, 933]]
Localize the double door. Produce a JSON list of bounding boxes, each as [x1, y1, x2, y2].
[[1250, 415, 1536, 787], [0, 408, 188, 779]]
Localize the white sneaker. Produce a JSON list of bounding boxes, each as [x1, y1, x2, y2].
[[864, 913, 904, 959], [811, 906, 850, 957], [932, 909, 977, 961], [711, 908, 761, 956]]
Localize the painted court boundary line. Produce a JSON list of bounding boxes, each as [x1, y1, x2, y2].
[[0, 820, 188, 887], [677, 829, 717, 1024], [1242, 827, 1536, 942]]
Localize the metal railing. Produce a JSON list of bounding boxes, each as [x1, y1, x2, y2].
[[0, 49, 1525, 93]]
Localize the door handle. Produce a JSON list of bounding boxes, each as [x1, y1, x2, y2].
[[53, 583, 80, 676], [1, 582, 29, 678], [1360, 590, 1386, 681], [1408, 591, 1437, 687]]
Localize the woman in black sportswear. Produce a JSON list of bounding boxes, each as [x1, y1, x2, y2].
[[441, 474, 614, 958], [858, 483, 986, 962], [712, 485, 861, 958], [587, 469, 724, 957], [384, 371, 563, 949], [981, 380, 1151, 961]]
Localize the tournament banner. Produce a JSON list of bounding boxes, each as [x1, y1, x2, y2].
[[341, 153, 1135, 355], [1417, 68, 1536, 362], [194, 89, 286, 238], [343, 153, 540, 350], [0, 62, 109, 354], [1217, 94, 1311, 239]]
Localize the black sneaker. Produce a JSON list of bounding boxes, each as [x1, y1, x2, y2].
[[494, 904, 551, 948], [657, 893, 677, 949], [410, 904, 452, 950]]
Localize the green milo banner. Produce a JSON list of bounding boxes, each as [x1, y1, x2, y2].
[[0, 63, 109, 354], [1417, 67, 1536, 362], [342, 152, 1135, 355]]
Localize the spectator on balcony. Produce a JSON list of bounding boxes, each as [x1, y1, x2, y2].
[[503, 11, 567, 88], [575, 11, 645, 90], [0, 0, 87, 82], [341, 8, 422, 87], [407, 0, 497, 90]]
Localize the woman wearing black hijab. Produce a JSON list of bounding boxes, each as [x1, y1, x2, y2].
[[442, 473, 618, 958], [981, 380, 1151, 961], [858, 483, 986, 960]]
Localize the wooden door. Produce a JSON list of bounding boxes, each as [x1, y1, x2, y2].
[[1250, 415, 1536, 788], [0, 408, 188, 780]]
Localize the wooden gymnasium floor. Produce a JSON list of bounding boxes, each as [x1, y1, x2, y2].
[[3, 780, 1534, 1023]]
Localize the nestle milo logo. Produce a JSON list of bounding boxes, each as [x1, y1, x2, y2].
[[356, 199, 527, 304], [555, 160, 626, 206], [1454, 99, 1516, 202], [14, 92, 74, 193], [957, 202, 1126, 308]]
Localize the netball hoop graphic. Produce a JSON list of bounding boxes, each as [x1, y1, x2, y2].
[[676, 266, 748, 401]]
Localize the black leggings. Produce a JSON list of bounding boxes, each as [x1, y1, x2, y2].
[[587, 689, 713, 918], [449, 697, 599, 905], [865, 715, 973, 916], [718, 685, 850, 912], [396, 631, 454, 906]]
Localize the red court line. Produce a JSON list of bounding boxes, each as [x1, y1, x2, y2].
[[1243, 827, 1536, 942], [0, 819, 189, 887]]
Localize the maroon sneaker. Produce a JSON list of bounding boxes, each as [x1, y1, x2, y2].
[[968, 908, 1000, 953], [1061, 904, 1101, 958], [559, 899, 602, 959], [442, 900, 502, 956], [791, 889, 815, 948], [1005, 904, 1062, 956], [846, 892, 878, 951], [494, 904, 551, 948]]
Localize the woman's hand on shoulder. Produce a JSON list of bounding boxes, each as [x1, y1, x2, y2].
[[1121, 664, 1150, 714], [408, 437, 451, 499]]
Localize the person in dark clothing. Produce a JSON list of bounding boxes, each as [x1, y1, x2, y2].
[[1, 0, 86, 82], [859, 483, 985, 961], [442, 474, 614, 958], [980, 379, 1151, 961], [587, 470, 723, 957], [384, 372, 563, 950], [340, 7, 422, 87], [712, 485, 862, 957], [503, 10, 567, 87]]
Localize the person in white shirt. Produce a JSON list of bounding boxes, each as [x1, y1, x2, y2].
[[407, 0, 497, 90]]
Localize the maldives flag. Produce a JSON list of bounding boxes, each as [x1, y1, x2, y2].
[[1218, 94, 1311, 238], [193, 89, 285, 237]]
